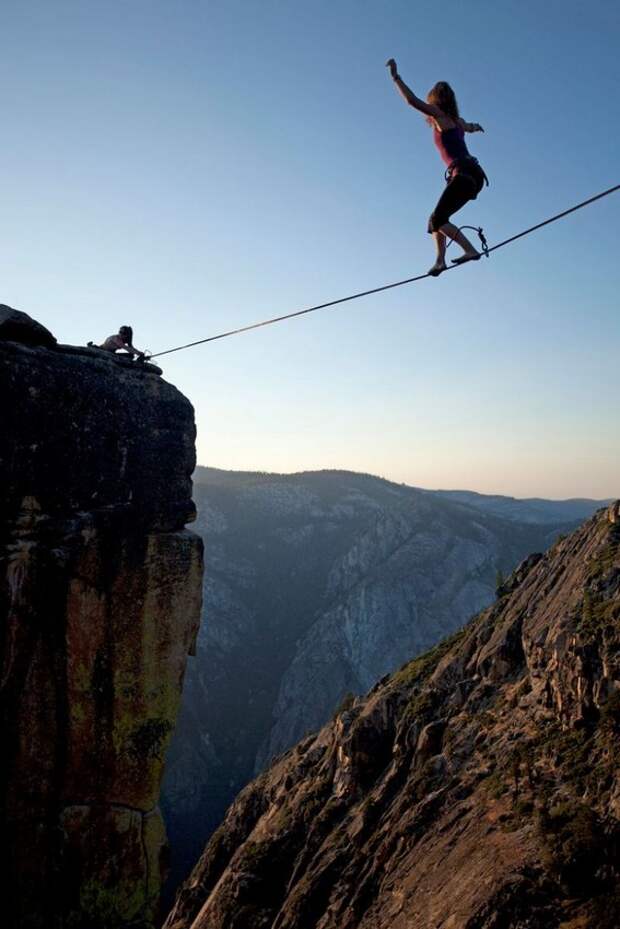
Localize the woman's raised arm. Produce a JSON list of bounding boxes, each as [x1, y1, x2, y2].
[[386, 59, 442, 118]]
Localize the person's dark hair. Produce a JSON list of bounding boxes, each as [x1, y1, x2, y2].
[[119, 325, 133, 343], [427, 81, 460, 120]]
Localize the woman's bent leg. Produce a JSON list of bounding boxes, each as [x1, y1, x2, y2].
[[440, 221, 478, 257], [429, 176, 477, 245]]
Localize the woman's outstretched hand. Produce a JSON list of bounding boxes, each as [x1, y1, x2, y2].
[[386, 58, 398, 80]]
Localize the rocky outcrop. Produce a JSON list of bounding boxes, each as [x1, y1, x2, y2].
[[0, 304, 56, 348], [165, 505, 620, 929], [163, 468, 603, 893], [0, 312, 204, 928]]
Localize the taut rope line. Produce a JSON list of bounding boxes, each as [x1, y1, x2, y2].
[[150, 184, 619, 359]]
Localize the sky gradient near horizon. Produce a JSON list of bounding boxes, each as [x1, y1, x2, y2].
[[1, 0, 618, 498]]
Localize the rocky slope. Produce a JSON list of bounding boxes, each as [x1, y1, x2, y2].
[[0, 307, 204, 929], [162, 468, 604, 892], [166, 501, 620, 929]]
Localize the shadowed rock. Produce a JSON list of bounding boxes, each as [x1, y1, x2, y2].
[[0, 315, 203, 929], [162, 468, 605, 893], [165, 505, 620, 929], [0, 304, 56, 348]]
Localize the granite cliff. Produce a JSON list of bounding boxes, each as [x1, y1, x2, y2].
[[0, 307, 204, 928], [166, 503, 620, 929], [162, 468, 603, 890]]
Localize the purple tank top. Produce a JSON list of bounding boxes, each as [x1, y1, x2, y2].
[[433, 124, 470, 167]]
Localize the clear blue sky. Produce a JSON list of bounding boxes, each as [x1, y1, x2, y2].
[[2, 1, 618, 498]]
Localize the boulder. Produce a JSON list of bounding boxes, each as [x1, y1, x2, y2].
[[0, 305, 56, 347]]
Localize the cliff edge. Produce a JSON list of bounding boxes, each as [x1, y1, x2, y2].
[[0, 307, 204, 929]]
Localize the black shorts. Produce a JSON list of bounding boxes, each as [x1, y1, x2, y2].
[[428, 165, 485, 233]]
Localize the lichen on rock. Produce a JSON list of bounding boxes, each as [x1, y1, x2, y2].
[[0, 311, 203, 928]]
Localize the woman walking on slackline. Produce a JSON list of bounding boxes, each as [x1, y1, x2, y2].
[[386, 58, 488, 276]]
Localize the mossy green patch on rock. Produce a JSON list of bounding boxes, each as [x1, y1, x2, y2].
[[60, 805, 158, 928], [393, 626, 467, 688], [586, 522, 620, 581], [580, 589, 620, 640]]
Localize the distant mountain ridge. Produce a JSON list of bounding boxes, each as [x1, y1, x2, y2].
[[162, 467, 607, 893], [427, 488, 611, 524]]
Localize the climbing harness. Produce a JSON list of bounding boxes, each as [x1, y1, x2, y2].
[[445, 156, 489, 188], [150, 184, 619, 359]]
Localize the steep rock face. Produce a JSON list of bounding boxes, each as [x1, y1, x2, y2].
[[257, 501, 535, 768], [166, 504, 620, 929], [163, 469, 602, 890], [0, 316, 204, 929]]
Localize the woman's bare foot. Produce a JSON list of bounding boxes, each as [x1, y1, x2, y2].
[[428, 259, 447, 277], [451, 250, 480, 266]]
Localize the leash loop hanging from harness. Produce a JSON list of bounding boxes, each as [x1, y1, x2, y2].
[[444, 225, 489, 257], [477, 227, 489, 257], [466, 225, 489, 257]]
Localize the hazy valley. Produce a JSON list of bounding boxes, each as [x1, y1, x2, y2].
[[162, 467, 606, 889]]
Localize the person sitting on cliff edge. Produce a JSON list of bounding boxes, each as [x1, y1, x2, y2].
[[88, 325, 145, 360]]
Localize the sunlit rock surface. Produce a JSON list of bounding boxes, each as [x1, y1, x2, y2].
[[0, 310, 203, 929], [166, 505, 620, 929], [163, 468, 604, 891]]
